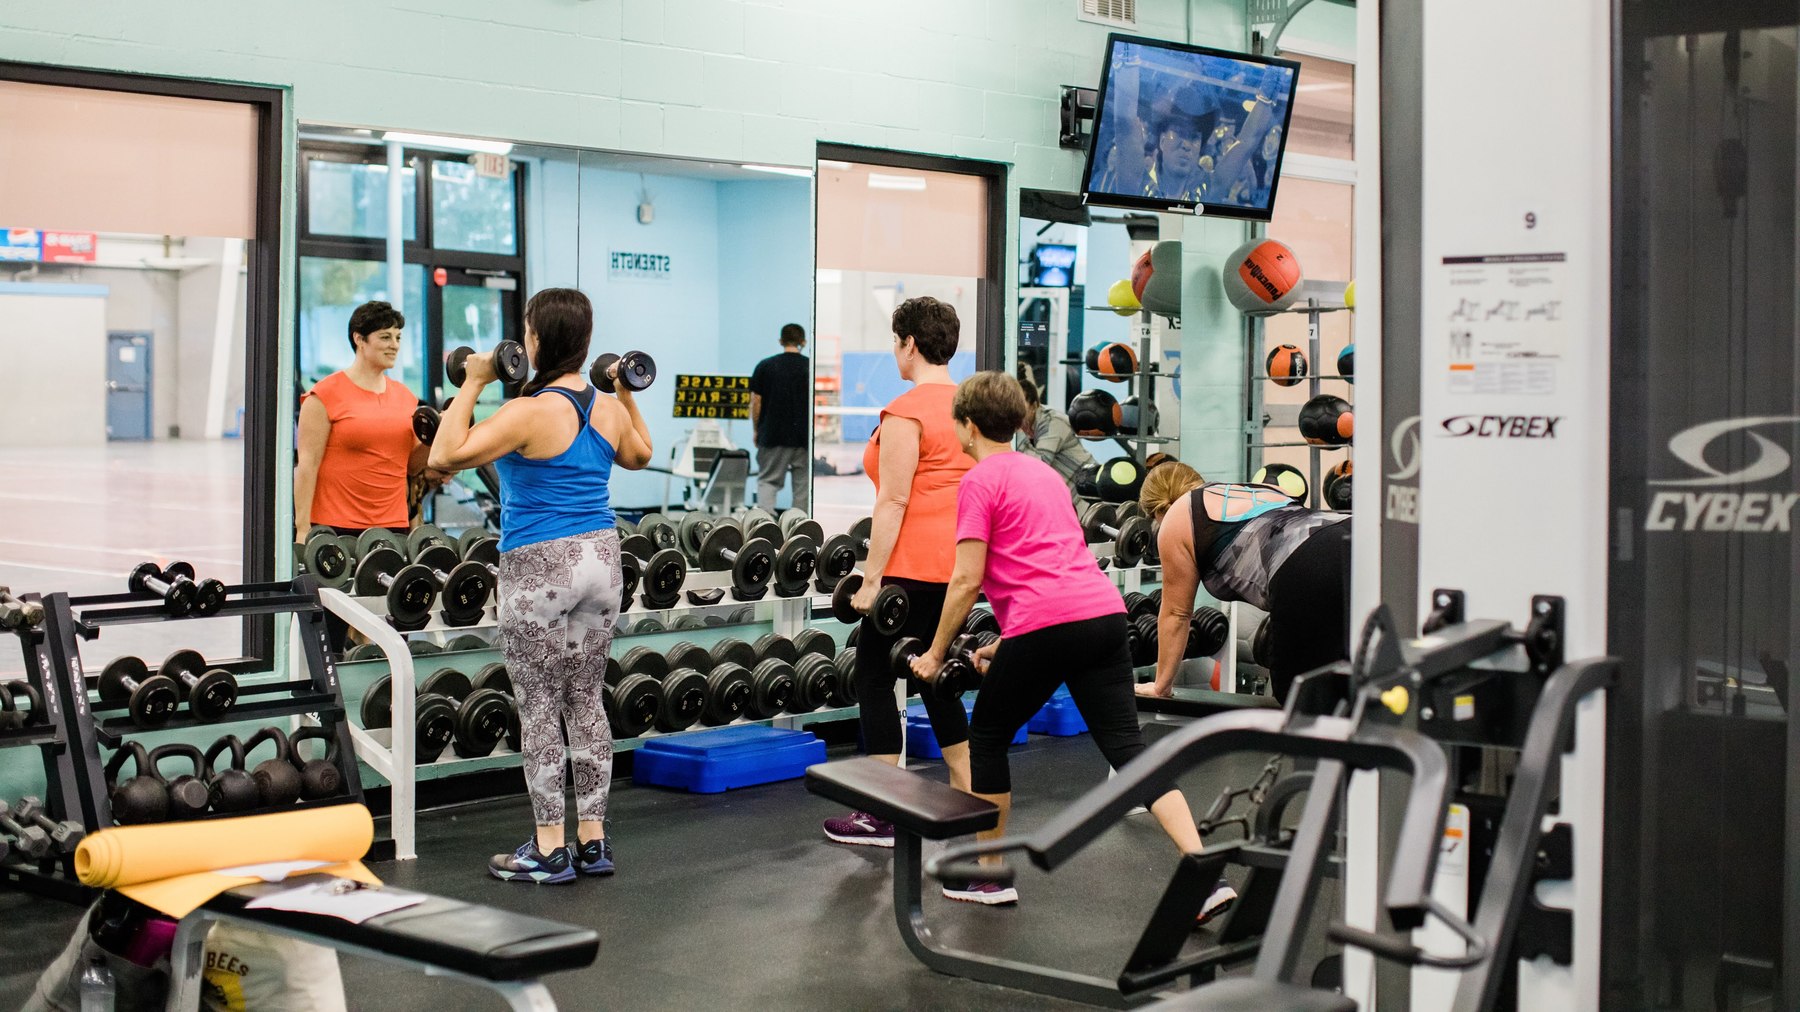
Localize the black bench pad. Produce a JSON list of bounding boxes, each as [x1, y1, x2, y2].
[[1148, 978, 1356, 1012], [805, 758, 998, 839], [205, 879, 598, 981], [1137, 688, 1279, 719]]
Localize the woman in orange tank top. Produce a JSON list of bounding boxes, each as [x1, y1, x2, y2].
[[822, 297, 977, 849]]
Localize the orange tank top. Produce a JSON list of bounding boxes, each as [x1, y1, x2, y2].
[[862, 383, 971, 583], [304, 371, 418, 529]]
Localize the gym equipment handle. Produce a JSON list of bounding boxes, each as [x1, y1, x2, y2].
[[1326, 897, 1487, 969]]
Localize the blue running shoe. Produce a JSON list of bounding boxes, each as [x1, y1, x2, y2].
[[488, 839, 576, 884], [575, 838, 615, 876]]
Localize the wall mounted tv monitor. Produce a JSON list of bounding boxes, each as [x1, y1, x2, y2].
[[1029, 243, 1077, 287], [1082, 34, 1301, 221]]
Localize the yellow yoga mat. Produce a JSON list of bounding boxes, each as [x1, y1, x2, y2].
[[76, 804, 379, 918]]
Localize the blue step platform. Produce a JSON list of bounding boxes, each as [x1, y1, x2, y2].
[[633, 725, 827, 794], [1027, 686, 1089, 737], [905, 700, 1027, 760]]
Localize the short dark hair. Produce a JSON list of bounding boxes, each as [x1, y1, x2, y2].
[[891, 297, 959, 365], [348, 301, 404, 351], [521, 288, 594, 397], [953, 371, 1029, 443], [779, 323, 806, 347], [1018, 377, 1041, 409]]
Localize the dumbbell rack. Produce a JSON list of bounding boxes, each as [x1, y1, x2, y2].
[[34, 576, 366, 841], [1242, 283, 1353, 510], [1, 598, 92, 903]]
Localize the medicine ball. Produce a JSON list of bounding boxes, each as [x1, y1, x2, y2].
[[1223, 238, 1303, 314], [1343, 278, 1356, 309], [1107, 278, 1141, 316], [1337, 343, 1354, 383], [1097, 457, 1146, 503], [1130, 249, 1154, 301], [1298, 394, 1354, 446], [1068, 389, 1121, 436], [1139, 241, 1184, 316], [1251, 462, 1308, 503], [1085, 342, 1138, 382], [1323, 460, 1353, 511], [1266, 344, 1308, 387], [1118, 395, 1159, 435]]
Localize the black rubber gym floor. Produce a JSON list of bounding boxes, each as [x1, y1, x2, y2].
[[0, 732, 1304, 1010]]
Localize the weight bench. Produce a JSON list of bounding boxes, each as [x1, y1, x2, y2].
[[1136, 688, 1279, 720], [163, 878, 599, 1011]]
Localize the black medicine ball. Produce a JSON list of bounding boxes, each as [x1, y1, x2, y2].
[[1323, 461, 1352, 511], [1084, 342, 1138, 382], [1298, 394, 1354, 446], [1251, 462, 1308, 503], [1118, 395, 1159, 435], [1068, 389, 1121, 436], [1337, 343, 1355, 383], [1096, 457, 1146, 503]]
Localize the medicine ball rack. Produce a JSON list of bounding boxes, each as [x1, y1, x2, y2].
[[1065, 316, 1176, 464], [1242, 283, 1353, 511], [0, 595, 93, 902], [18, 575, 370, 873]]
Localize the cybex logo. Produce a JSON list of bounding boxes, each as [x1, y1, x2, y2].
[[1385, 415, 1420, 524], [1645, 416, 1800, 533], [1440, 415, 1561, 438]]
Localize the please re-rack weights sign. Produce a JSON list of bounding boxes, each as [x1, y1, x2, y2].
[[673, 374, 751, 419]]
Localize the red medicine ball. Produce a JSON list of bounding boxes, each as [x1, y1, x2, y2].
[[1130, 249, 1154, 301]]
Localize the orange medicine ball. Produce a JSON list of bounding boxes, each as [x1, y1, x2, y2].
[[1266, 344, 1308, 387]]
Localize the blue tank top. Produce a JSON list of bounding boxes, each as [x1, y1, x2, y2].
[[493, 385, 617, 552]]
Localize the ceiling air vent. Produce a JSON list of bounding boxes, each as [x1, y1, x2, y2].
[[1078, 0, 1136, 30]]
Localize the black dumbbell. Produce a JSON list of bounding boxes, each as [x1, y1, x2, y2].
[[470, 664, 523, 752], [0, 798, 51, 858], [413, 544, 493, 625], [149, 744, 212, 820], [356, 527, 409, 562], [831, 573, 909, 635], [0, 680, 46, 729], [352, 546, 438, 627], [601, 655, 664, 739], [296, 529, 354, 591], [105, 742, 167, 825], [961, 608, 1000, 638], [638, 514, 680, 554], [772, 536, 819, 597], [1122, 590, 1157, 621], [419, 668, 514, 758], [1187, 606, 1229, 658], [699, 524, 776, 600], [588, 350, 658, 393], [831, 648, 860, 706], [406, 524, 456, 561], [1130, 613, 1161, 666], [846, 516, 874, 559], [617, 647, 706, 733], [203, 735, 262, 813], [888, 634, 986, 701], [446, 340, 527, 387], [752, 633, 798, 665], [98, 656, 181, 728], [698, 661, 753, 726], [791, 653, 838, 712], [814, 535, 858, 593], [167, 561, 229, 616], [0, 586, 45, 630], [412, 402, 441, 445], [289, 725, 345, 799], [13, 796, 82, 854], [744, 657, 796, 719], [244, 728, 304, 807], [361, 675, 457, 764], [1080, 503, 1153, 568], [126, 561, 197, 615], [158, 648, 238, 723], [793, 628, 836, 659]]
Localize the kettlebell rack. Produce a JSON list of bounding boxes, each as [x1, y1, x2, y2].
[[1242, 283, 1353, 511], [33, 575, 365, 837]]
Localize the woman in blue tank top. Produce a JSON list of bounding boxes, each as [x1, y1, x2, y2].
[[429, 288, 652, 884]]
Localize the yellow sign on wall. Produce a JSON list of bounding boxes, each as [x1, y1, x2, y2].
[[673, 373, 751, 420]]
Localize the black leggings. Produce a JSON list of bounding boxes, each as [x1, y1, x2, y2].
[[855, 577, 970, 755], [969, 612, 1144, 795], [1264, 519, 1353, 702]]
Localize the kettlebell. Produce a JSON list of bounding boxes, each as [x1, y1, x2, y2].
[[105, 742, 168, 825], [150, 743, 211, 820], [204, 734, 261, 813], [288, 726, 344, 800], [244, 727, 303, 807]]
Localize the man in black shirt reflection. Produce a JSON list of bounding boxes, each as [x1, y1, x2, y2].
[[749, 323, 811, 513]]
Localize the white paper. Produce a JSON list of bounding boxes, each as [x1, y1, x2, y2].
[[214, 860, 333, 882], [243, 880, 426, 924]]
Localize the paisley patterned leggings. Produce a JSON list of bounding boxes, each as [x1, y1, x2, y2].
[[497, 528, 622, 826]]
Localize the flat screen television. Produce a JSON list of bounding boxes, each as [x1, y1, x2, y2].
[[1028, 243, 1077, 287], [1082, 34, 1301, 221]]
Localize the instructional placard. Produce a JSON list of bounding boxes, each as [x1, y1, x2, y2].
[[1441, 252, 1567, 395], [672, 373, 750, 420]]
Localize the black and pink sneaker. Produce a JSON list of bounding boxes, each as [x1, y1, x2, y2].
[[941, 879, 1019, 905], [1197, 879, 1238, 927], [822, 811, 895, 848]]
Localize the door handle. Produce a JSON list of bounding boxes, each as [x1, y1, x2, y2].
[[107, 381, 119, 391]]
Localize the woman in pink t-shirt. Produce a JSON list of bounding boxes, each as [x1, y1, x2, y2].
[[910, 372, 1232, 921]]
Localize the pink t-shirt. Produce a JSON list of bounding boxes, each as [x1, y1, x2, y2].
[[955, 452, 1126, 637]]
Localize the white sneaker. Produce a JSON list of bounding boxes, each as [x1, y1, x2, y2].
[[1198, 879, 1237, 927], [942, 879, 1020, 905]]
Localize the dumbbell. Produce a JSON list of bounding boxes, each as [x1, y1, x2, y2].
[[0, 680, 46, 729], [105, 742, 168, 825], [352, 546, 439, 628], [1187, 606, 1229, 658], [413, 544, 494, 625], [356, 527, 409, 562], [296, 529, 354, 590], [772, 535, 819, 598], [698, 524, 776, 600], [888, 634, 985, 701], [1122, 591, 1157, 621], [740, 510, 785, 548], [149, 743, 212, 820], [361, 675, 458, 764], [1129, 613, 1161, 667], [12, 796, 83, 854], [616, 647, 706, 733], [406, 524, 455, 561], [0, 799, 52, 858], [638, 513, 680, 554], [1080, 503, 1153, 568], [588, 350, 658, 393], [791, 653, 839, 712], [961, 608, 1000, 638], [154, 561, 227, 616], [412, 402, 445, 445], [97, 656, 181, 728], [157, 649, 239, 722], [602, 655, 664, 739], [446, 340, 527, 387], [0, 586, 44, 631], [831, 648, 860, 706], [420, 668, 516, 758], [830, 573, 909, 635], [126, 561, 197, 615], [469, 664, 523, 752]]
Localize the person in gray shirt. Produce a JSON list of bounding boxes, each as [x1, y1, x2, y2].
[[1016, 379, 1097, 496]]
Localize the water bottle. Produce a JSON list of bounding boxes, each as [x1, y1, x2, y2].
[[78, 958, 114, 1012]]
